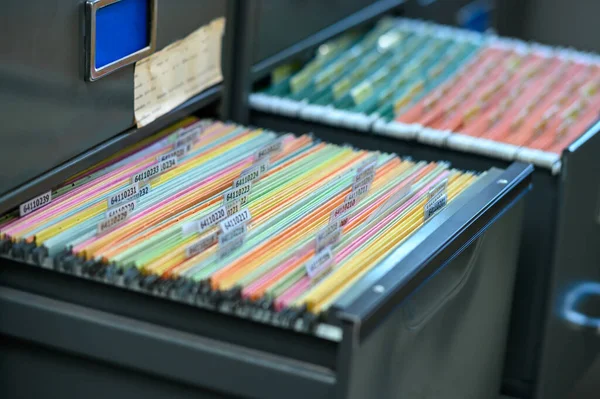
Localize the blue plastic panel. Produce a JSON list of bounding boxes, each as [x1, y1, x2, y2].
[[95, 0, 150, 69], [456, 0, 493, 32]]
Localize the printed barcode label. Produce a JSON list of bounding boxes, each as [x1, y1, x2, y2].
[[424, 191, 447, 221], [218, 235, 246, 259], [224, 182, 252, 205], [198, 206, 228, 232], [219, 223, 247, 246], [158, 144, 190, 162], [220, 208, 251, 234], [353, 174, 374, 192], [330, 196, 358, 221], [19, 191, 52, 217], [353, 166, 376, 186], [356, 156, 377, 174], [185, 231, 218, 258], [226, 200, 242, 216], [159, 157, 178, 173], [108, 183, 139, 208], [132, 164, 161, 184], [316, 222, 342, 252], [251, 158, 271, 173], [98, 210, 129, 236], [238, 194, 249, 207], [137, 184, 151, 199], [428, 179, 448, 199], [339, 215, 350, 227], [233, 169, 260, 189], [255, 138, 283, 161], [305, 247, 334, 279], [132, 158, 177, 184], [179, 124, 204, 138], [175, 126, 202, 148], [316, 220, 341, 243], [346, 182, 371, 202], [105, 200, 137, 218], [235, 159, 269, 188]]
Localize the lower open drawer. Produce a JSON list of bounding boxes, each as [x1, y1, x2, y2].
[[0, 119, 531, 399]]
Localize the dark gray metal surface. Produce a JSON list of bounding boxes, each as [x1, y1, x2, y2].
[[221, 0, 259, 124], [1, 335, 228, 399], [520, 0, 600, 53], [0, 287, 335, 399], [567, 354, 600, 399], [490, 0, 600, 51], [494, 0, 528, 38], [534, 122, 600, 399], [502, 170, 558, 398], [0, 0, 226, 197]]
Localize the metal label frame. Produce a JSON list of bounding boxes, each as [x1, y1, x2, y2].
[[85, 0, 158, 82]]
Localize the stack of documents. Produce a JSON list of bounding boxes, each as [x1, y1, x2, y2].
[[1, 119, 480, 315], [397, 39, 600, 154], [262, 17, 482, 121], [251, 18, 600, 170]]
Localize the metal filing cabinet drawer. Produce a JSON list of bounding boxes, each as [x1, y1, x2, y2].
[[0, 162, 530, 399], [0, 0, 225, 197]]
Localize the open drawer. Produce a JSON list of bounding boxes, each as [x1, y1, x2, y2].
[[0, 116, 531, 398]]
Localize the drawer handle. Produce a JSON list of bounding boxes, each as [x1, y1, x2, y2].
[[563, 282, 600, 335], [402, 234, 484, 330]]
